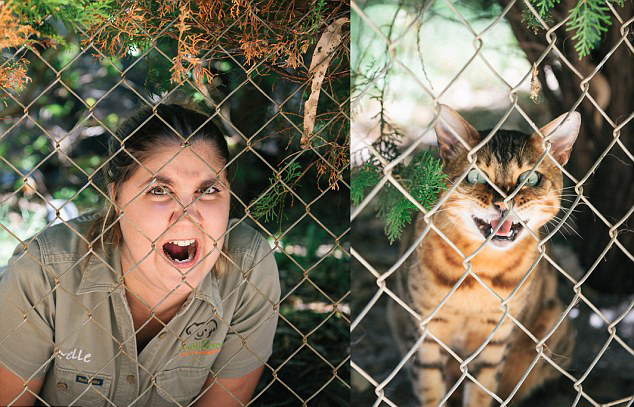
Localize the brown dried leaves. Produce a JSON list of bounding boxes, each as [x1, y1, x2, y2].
[[0, 1, 38, 49], [170, 5, 212, 89], [0, 1, 38, 96]]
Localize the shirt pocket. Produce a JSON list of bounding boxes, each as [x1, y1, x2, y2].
[[154, 366, 209, 403], [53, 365, 112, 406]]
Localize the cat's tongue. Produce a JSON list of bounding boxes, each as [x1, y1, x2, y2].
[[490, 218, 513, 236]]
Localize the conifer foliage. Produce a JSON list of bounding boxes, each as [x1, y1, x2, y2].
[[1, 0, 348, 98], [527, 0, 625, 58]]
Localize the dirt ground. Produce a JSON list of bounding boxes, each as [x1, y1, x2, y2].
[[351, 216, 634, 407]]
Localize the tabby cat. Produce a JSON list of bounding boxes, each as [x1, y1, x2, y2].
[[390, 105, 578, 407]]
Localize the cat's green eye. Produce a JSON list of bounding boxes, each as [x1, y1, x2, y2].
[[466, 169, 486, 184], [518, 170, 541, 187]]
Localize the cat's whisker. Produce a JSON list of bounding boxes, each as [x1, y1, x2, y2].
[[539, 205, 582, 214], [547, 217, 582, 239], [429, 206, 451, 215], [559, 196, 583, 202], [558, 207, 582, 215], [456, 200, 583, 240], [555, 185, 577, 191], [551, 226, 580, 240], [561, 207, 581, 214], [558, 197, 582, 203]]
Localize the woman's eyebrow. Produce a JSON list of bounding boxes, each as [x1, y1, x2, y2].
[[139, 175, 219, 188]]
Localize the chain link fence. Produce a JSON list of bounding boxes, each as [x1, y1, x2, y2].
[[351, 1, 633, 406], [0, 1, 349, 406]]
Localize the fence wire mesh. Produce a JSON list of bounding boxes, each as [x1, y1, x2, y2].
[[0, 1, 349, 406], [351, 1, 633, 406]]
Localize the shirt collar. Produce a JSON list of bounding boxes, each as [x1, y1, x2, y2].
[[75, 245, 224, 316], [75, 245, 122, 294]]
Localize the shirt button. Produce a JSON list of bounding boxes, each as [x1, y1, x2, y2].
[[159, 332, 166, 339], [127, 375, 136, 384], [57, 381, 68, 391]]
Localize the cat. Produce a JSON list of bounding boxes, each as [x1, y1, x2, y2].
[[389, 105, 578, 407]]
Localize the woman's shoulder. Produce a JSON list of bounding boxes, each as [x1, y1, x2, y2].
[[218, 219, 280, 301], [225, 219, 271, 256], [25, 212, 99, 265], [223, 219, 278, 275], [1, 213, 98, 294]]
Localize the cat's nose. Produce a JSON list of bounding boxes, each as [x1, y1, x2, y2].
[[493, 200, 508, 211]]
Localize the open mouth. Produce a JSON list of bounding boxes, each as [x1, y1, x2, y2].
[[472, 216, 524, 242], [162, 239, 199, 266]]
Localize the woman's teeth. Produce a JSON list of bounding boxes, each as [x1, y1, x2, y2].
[[168, 239, 195, 246], [163, 239, 197, 263]]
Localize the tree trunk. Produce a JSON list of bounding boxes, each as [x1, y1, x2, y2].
[[499, 0, 634, 294]]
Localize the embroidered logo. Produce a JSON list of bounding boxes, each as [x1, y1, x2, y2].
[[180, 319, 221, 356], [179, 339, 223, 356], [57, 348, 92, 363], [76, 375, 104, 386], [184, 319, 218, 340]]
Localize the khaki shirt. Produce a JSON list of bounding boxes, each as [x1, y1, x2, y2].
[[0, 214, 280, 406]]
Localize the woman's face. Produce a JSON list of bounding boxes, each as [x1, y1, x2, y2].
[[115, 142, 230, 295]]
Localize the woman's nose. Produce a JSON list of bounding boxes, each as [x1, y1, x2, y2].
[[170, 195, 202, 224]]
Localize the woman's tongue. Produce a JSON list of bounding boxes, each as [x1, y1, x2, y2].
[[164, 242, 191, 262], [490, 218, 513, 236]]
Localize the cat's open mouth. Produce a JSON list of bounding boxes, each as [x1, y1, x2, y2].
[[472, 216, 524, 242]]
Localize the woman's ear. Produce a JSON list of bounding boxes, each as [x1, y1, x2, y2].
[[533, 112, 581, 165], [434, 105, 479, 163]]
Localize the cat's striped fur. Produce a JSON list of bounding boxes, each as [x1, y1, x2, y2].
[[389, 106, 578, 407]]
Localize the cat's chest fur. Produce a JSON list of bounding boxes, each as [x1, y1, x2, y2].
[[405, 224, 538, 348], [410, 220, 539, 297]]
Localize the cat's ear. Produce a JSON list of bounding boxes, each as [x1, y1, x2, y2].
[[434, 105, 479, 163], [534, 112, 581, 165]]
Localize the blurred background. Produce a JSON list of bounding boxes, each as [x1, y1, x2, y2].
[[0, 1, 349, 405], [351, 0, 633, 406]]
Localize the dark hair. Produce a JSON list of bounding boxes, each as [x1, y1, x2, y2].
[[85, 104, 230, 262]]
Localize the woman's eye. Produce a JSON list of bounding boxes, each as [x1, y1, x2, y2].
[[148, 186, 169, 196], [466, 169, 486, 184], [200, 186, 220, 195], [518, 171, 541, 187]]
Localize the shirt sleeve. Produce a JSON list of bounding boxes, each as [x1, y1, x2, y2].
[[0, 239, 55, 380], [213, 233, 280, 378]]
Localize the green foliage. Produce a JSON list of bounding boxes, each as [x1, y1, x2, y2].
[[307, 0, 328, 37], [250, 162, 303, 224], [350, 161, 381, 206], [533, 0, 560, 16], [523, 0, 622, 59], [567, 0, 612, 58], [258, 308, 349, 406], [11, 0, 115, 45], [352, 151, 447, 244], [14, 0, 114, 26], [275, 222, 349, 302], [258, 222, 349, 406]]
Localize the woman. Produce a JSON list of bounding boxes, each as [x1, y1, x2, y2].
[[0, 104, 280, 406]]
